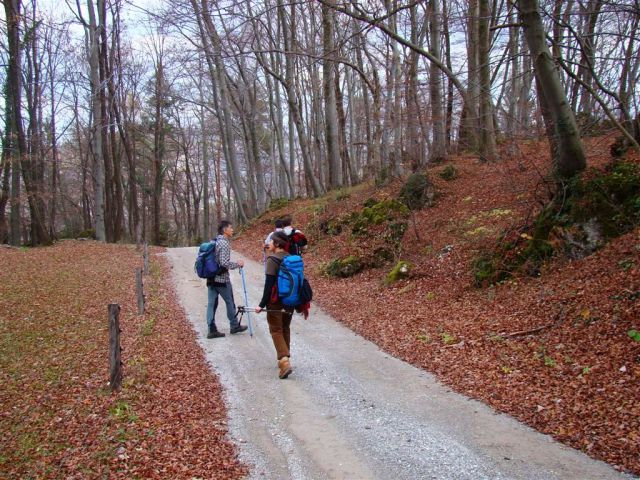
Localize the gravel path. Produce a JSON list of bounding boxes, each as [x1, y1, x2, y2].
[[166, 247, 631, 480]]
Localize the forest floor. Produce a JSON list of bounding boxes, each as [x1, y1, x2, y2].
[[234, 134, 640, 476], [0, 242, 247, 479], [0, 134, 638, 479]]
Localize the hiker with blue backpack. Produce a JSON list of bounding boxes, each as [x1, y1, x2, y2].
[[203, 220, 248, 338], [255, 231, 310, 379]]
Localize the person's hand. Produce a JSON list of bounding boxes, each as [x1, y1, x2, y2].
[[237, 260, 244, 268], [255, 306, 263, 313]]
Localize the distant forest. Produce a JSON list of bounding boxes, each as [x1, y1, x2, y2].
[[1, 0, 638, 246]]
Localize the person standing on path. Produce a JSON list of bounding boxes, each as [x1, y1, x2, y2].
[[255, 231, 294, 379], [206, 220, 248, 338]]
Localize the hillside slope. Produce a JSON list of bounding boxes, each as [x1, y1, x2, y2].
[[235, 136, 640, 475]]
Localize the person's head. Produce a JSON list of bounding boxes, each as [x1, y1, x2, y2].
[[274, 219, 284, 230], [218, 220, 234, 237], [280, 215, 292, 227], [270, 231, 289, 251]]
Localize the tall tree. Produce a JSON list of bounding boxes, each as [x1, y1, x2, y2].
[[518, 0, 586, 178], [478, 0, 498, 161], [428, 0, 447, 162], [150, 38, 167, 245], [322, 1, 343, 188], [78, 0, 107, 241], [5, 0, 50, 245]]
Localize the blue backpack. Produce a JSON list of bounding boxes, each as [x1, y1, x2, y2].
[[195, 241, 220, 279], [277, 255, 305, 306]]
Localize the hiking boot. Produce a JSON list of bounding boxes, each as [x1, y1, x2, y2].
[[207, 330, 225, 339], [278, 356, 292, 379], [230, 325, 248, 334]]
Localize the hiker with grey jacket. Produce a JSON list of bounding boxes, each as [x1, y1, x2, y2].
[[206, 220, 248, 338]]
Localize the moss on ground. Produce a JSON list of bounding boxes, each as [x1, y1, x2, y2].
[[323, 255, 364, 278], [385, 260, 413, 285], [473, 161, 640, 286]]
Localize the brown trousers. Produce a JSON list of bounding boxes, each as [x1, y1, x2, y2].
[[266, 300, 293, 359]]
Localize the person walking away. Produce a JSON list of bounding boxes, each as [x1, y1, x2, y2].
[[255, 231, 295, 378], [280, 214, 308, 256], [206, 220, 248, 338], [264, 219, 284, 250]]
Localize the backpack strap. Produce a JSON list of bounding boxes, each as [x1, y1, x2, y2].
[[266, 254, 287, 274], [268, 255, 282, 266]]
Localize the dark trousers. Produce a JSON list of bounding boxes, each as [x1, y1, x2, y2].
[[207, 282, 239, 331]]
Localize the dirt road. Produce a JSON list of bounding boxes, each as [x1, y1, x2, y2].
[[166, 247, 630, 480]]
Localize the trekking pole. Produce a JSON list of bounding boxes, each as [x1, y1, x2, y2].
[[239, 267, 254, 337], [237, 306, 294, 314]]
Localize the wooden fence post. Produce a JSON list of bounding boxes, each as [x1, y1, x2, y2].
[[136, 268, 145, 315], [108, 304, 123, 391], [143, 242, 149, 275]]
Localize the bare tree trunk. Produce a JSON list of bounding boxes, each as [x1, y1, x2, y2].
[[264, 54, 293, 197], [309, 60, 326, 188], [214, 141, 223, 223], [519, 0, 586, 178], [96, 0, 115, 242], [200, 0, 249, 221], [576, 0, 604, 115], [506, 0, 520, 139], [335, 70, 355, 185], [23, 2, 48, 245], [322, 1, 342, 188], [83, 0, 106, 241], [152, 57, 165, 245], [258, 1, 293, 198], [106, 4, 124, 242], [248, 79, 267, 209], [277, 0, 323, 196], [0, 111, 11, 243], [112, 0, 138, 243], [461, 0, 480, 151], [45, 29, 60, 240], [617, 8, 639, 139], [176, 120, 200, 242], [518, 38, 533, 132], [353, 16, 374, 173], [429, 0, 447, 162], [198, 74, 211, 238], [442, 0, 454, 148], [3, 3, 22, 246], [406, 4, 423, 170], [389, 4, 403, 176], [5, 0, 49, 245], [228, 67, 258, 217], [478, 0, 498, 162], [233, 58, 266, 212], [71, 84, 92, 231]]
